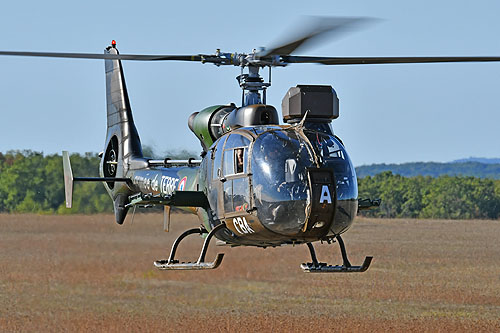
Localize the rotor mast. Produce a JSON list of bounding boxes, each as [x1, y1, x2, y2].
[[237, 65, 271, 106]]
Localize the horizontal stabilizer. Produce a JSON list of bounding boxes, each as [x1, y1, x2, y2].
[[73, 177, 132, 184], [62, 151, 133, 209]]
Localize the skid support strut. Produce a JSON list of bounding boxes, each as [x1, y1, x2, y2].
[[154, 223, 226, 270], [301, 235, 372, 273]]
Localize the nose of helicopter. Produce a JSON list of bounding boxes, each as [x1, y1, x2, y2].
[[249, 126, 358, 238], [250, 129, 337, 237]]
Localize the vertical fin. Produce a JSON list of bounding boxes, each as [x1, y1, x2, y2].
[[104, 45, 143, 162], [102, 43, 147, 224], [62, 151, 74, 208]]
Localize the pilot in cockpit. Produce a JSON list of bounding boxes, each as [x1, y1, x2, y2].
[[235, 148, 244, 174]]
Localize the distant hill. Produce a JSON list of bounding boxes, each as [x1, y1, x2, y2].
[[452, 157, 500, 164], [355, 161, 500, 179]]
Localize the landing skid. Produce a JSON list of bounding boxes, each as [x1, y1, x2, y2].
[[154, 223, 225, 270], [301, 235, 373, 273]]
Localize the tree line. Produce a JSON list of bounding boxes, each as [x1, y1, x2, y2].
[[358, 171, 500, 219], [0, 150, 111, 214], [0, 150, 499, 219]]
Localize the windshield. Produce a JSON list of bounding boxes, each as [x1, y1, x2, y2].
[[251, 128, 314, 235]]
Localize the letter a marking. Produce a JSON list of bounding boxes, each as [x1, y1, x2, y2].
[[319, 185, 332, 204]]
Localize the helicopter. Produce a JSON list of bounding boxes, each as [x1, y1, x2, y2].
[[2, 18, 500, 273]]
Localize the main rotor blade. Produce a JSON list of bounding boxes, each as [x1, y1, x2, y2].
[[0, 50, 202, 61], [284, 55, 500, 65], [261, 16, 374, 57]]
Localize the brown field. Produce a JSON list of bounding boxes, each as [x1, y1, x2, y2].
[[0, 214, 499, 332]]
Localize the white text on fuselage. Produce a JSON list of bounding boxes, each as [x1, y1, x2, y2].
[[134, 174, 179, 196]]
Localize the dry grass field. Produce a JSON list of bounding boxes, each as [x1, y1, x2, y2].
[[0, 213, 499, 332]]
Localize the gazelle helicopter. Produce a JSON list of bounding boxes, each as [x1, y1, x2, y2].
[[2, 18, 500, 273]]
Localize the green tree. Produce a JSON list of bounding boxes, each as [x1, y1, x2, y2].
[[0, 150, 112, 214]]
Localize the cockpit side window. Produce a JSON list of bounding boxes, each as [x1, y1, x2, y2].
[[222, 134, 250, 176], [220, 133, 252, 214], [223, 147, 246, 176]]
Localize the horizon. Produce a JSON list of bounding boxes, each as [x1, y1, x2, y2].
[[2, 148, 499, 167]]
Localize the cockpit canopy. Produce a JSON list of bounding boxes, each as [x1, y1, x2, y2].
[[251, 127, 313, 235], [206, 125, 357, 236]]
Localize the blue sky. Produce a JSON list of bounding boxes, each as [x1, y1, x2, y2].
[[0, 1, 499, 165]]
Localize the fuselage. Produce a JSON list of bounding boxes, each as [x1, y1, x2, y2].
[[95, 45, 358, 248], [126, 123, 358, 247]]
